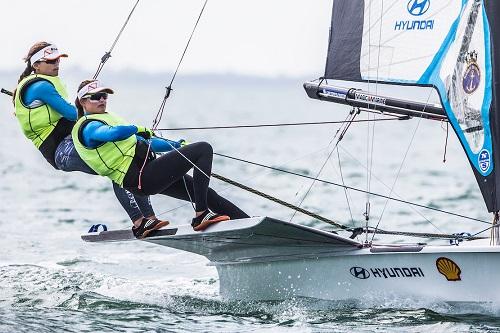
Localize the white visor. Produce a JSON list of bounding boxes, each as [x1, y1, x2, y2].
[[77, 80, 114, 100], [29, 44, 68, 64]]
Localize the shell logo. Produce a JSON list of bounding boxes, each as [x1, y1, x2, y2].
[[436, 257, 461, 281]]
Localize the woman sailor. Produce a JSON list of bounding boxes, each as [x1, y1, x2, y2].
[[73, 79, 249, 233], [13, 41, 166, 238]]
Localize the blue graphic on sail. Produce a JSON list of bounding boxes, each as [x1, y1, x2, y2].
[[320, 0, 500, 212]]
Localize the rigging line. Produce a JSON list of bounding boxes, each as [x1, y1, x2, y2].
[[154, 140, 339, 218], [138, 0, 209, 188], [213, 152, 491, 225], [442, 121, 449, 162], [93, 0, 140, 79], [289, 110, 358, 223], [336, 147, 355, 223], [364, 0, 384, 242], [359, 226, 486, 240], [371, 88, 436, 242], [288, 111, 355, 222], [470, 218, 497, 238], [211, 173, 350, 231], [153, 117, 402, 131], [168, 0, 209, 89], [337, 145, 440, 232]]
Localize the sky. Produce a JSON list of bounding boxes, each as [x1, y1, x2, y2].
[[1, 0, 332, 78]]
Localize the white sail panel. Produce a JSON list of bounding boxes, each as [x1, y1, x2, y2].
[[360, 1, 462, 82]]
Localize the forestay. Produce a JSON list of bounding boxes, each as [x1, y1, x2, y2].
[[320, 0, 500, 213]]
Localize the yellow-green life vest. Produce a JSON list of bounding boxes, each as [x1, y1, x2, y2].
[[72, 112, 137, 186], [14, 74, 69, 149]]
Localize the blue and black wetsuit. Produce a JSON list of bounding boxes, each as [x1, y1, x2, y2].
[[80, 120, 249, 220], [23, 81, 156, 222]]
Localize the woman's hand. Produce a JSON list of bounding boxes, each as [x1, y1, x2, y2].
[[136, 125, 154, 139]]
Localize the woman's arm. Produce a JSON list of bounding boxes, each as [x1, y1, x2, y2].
[[24, 81, 77, 121], [135, 136, 183, 153], [150, 137, 183, 152], [81, 121, 138, 148]]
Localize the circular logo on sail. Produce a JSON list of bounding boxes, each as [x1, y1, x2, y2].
[[478, 149, 491, 173], [407, 0, 430, 16], [463, 51, 481, 94]]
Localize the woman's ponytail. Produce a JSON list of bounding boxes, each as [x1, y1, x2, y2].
[[13, 41, 53, 104]]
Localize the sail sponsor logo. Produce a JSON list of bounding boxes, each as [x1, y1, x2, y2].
[[407, 0, 430, 16], [394, 20, 434, 31], [478, 149, 491, 173], [394, 0, 434, 31], [436, 257, 461, 281], [322, 88, 346, 99], [463, 51, 481, 94], [350, 266, 425, 279], [354, 92, 386, 105]]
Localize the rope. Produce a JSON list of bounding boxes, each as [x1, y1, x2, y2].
[[213, 152, 492, 225], [443, 121, 449, 163], [336, 147, 354, 223], [138, 0, 209, 188], [290, 109, 358, 222], [93, 0, 141, 79], [154, 117, 403, 131], [211, 173, 487, 241], [211, 173, 349, 230], [361, 227, 485, 240], [370, 87, 436, 242], [491, 212, 500, 245]]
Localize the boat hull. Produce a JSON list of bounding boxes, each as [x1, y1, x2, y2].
[[82, 217, 499, 302], [215, 248, 497, 301]]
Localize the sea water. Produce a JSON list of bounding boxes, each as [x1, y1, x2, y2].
[[0, 71, 497, 332]]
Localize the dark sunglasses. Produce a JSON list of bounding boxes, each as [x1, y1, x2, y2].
[[41, 58, 59, 64], [88, 92, 108, 101]]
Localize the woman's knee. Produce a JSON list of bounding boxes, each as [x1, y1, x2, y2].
[[193, 141, 213, 155]]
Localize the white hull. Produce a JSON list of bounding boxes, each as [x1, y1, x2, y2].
[[83, 217, 500, 302], [215, 246, 498, 301]]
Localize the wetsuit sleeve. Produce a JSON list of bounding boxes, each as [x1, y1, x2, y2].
[[81, 121, 138, 148], [134, 136, 182, 153], [24, 81, 77, 121], [150, 137, 182, 152]]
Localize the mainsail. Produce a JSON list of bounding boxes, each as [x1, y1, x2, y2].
[[306, 0, 500, 213]]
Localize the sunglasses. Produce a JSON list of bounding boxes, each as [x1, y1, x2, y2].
[[88, 92, 108, 101], [41, 58, 60, 65]]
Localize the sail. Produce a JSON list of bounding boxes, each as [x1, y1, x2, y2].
[[323, 0, 500, 212]]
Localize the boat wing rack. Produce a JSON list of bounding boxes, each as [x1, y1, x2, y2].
[[82, 217, 362, 263]]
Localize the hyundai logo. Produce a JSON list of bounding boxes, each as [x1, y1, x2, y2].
[[350, 267, 370, 279], [407, 0, 430, 16]]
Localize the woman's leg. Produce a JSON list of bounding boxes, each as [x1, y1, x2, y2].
[[55, 136, 151, 224], [112, 182, 157, 226], [140, 142, 213, 212], [159, 175, 249, 219]]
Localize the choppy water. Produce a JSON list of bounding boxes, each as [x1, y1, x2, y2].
[[0, 71, 498, 332]]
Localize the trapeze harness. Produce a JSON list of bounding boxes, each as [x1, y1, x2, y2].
[[72, 112, 153, 187], [14, 74, 75, 168]]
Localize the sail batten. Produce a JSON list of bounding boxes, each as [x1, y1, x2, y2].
[[308, 0, 500, 212]]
